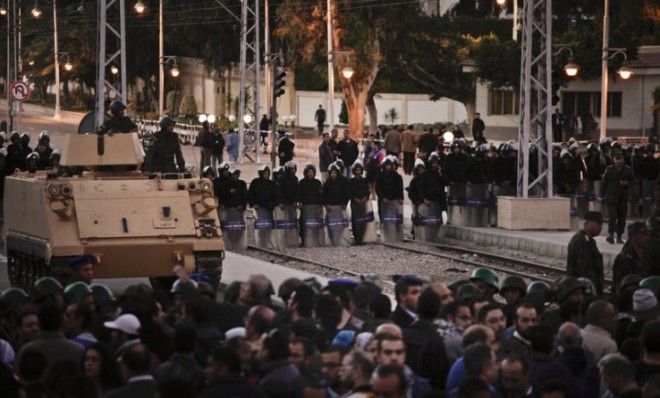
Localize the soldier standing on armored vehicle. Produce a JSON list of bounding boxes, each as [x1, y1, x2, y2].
[[98, 100, 138, 134], [146, 117, 186, 173]]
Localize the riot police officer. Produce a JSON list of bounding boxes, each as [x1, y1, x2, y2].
[[348, 160, 372, 245], [146, 117, 185, 173], [248, 165, 277, 212], [98, 100, 138, 134], [35, 131, 54, 170], [567, 211, 604, 296], [602, 152, 634, 244]]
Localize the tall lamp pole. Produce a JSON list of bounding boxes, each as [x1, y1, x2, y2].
[[158, 0, 164, 115], [53, 0, 61, 119], [599, 0, 609, 140], [326, 0, 334, 133]]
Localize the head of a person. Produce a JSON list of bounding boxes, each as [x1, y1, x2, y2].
[[628, 222, 651, 249], [323, 131, 330, 142], [477, 304, 507, 340], [184, 297, 211, 326], [204, 346, 241, 384], [305, 165, 316, 179], [368, 293, 392, 320], [289, 336, 315, 370], [289, 284, 316, 318], [339, 351, 374, 390], [582, 211, 604, 237], [431, 282, 454, 308], [261, 328, 290, 362], [556, 322, 582, 349], [600, 353, 636, 395], [613, 153, 625, 167], [63, 302, 94, 338], [585, 300, 617, 334], [538, 380, 570, 398], [417, 287, 441, 321], [643, 374, 660, 398], [38, 302, 63, 333], [514, 302, 538, 338], [343, 129, 350, 140], [633, 288, 658, 321], [84, 342, 122, 389], [118, 342, 151, 380], [462, 324, 496, 350], [374, 323, 403, 339], [245, 305, 275, 340], [331, 128, 339, 139], [446, 299, 473, 330], [394, 276, 424, 312], [376, 334, 406, 367], [17, 306, 40, 344], [464, 343, 498, 384], [371, 364, 407, 398], [500, 355, 530, 397], [458, 376, 490, 398], [475, 113, 481, 119], [70, 255, 95, 285], [321, 346, 346, 388]]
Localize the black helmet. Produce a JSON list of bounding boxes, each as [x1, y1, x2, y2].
[[32, 277, 63, 302], [26, 152, 39, 162], [334, 159, 345, 171], [526, 281, 550, 299], [500, 275, 527, 294], [109, 100, 126, 113], [90, 283, 115, 305], [20, 132, 30, 145], [9, 131, 20, 143], [456, 282, 483, 303], [39, 131, 50, 143], [303, 163, 316, 174], [50, 149, 61, 161], [618, 274, 642, 292], [159, 116, 176, 130], [552, 276, 584, 302], [0, 288, 29, 305]]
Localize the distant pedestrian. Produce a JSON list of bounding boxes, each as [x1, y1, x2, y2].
[[259, 114, 270, 153], [197, 121, 213, 171], [384, 127, 401, 158], [400, 124, 417, 175], [567, 211, 604, 296], [337, 129, 359, 179], [227, 129, 239, 162], [210, 126, 225, 170], [612, 222, 650, 290], [601, 152, 634, 244], [365, 141, 384, 199], [472, 113, 486, 144], [329, 128, 339, 160], [417, 128, 437, 160], [319, 132, 334, 183], [315, 105, 326, 136], [278, 132, 295, 166]]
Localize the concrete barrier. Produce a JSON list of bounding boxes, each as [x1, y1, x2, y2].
[[497, 196, 571, 230]]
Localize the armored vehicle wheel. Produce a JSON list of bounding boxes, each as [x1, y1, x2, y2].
[[7, 251, 49, 293]]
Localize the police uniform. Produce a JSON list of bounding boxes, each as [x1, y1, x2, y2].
[[601, 161, 634, 241], [100, 116, 138, 134], [146, 130, 185, 173], [567, 212, 604, 296], [348, 163, 373, 245], [278, 135, 295, 165], [297, 167, 324, 246]]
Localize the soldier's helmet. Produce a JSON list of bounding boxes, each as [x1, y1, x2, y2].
[[0, 288, 29, 305], [63, 282, 93, 305], [159, 116, 176, 130], [32, 277, 63, 302], [109, 100, 127, 113], [90, 283, 116, 306], [470, 267, 499, 291], [500, 275, 527, 294]]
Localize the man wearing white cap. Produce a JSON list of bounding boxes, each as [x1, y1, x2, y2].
[[104, 313, 141, 354]]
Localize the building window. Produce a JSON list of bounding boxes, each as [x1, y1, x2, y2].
[[561, 91, 622, 118], [488, 88, 519, 115]]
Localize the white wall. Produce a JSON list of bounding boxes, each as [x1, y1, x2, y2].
[[296, 91, 467, 128]]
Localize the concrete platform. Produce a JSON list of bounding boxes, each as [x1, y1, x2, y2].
[[443, 223, 624, 270]]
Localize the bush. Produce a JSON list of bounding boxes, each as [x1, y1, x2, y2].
[[165, 91, 181, 115], [178, 95, 198, 119]]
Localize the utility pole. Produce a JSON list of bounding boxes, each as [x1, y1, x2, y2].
[[53, 0, 61, 119], [326, 0, 334, 133], [96, 0, 127, 129], [6, 0, 20, 131], [158, 0, 164, 116], [264, 0, 272, 164], [599, 0, 609, 140]]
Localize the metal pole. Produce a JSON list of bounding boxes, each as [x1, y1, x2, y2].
[[264, 0, 271, 154], [96, 0, 107, 128], [326, 0, 334, 133], [512, 0, 518, 42], [158, 0, 164, 116], [53, 0, 61, 119], [599, 0, 609, 140], [254, 0, 261, 163], [238, 0, 248, 163], [119, 0, 127, 102], [545, 0, 553, 196], [16, 1, 21, 131]]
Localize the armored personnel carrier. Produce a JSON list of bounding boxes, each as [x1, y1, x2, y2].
[[3, 133, 224, 291]]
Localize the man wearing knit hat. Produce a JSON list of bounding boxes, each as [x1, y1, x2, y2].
[[567, 211, 605, 296], [618, 288, 658, 343], [612, 222, 650, 290]]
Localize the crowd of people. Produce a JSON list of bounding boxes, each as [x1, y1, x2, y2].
[[2, 255, 660, 398]]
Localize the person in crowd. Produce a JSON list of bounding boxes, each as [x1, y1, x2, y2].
[[315, 105, 326, 136], [278, 131, 295, 165], [602, 152, 635, 244], [83, 342, 123, 395], [567, 211, 605, 296], [401, 124, 417, 175], [319, 132, 335, 183], [365, 140, 384, 199], [210, 125, 225, 169], [613, 222, 650, 291], [99, 100, 138, 134], [471, 113, 486, 144], [390, 276, 424, 329], [226, 128, 239, 162], [146, 117, 185, 173], [197, 121, 214, 170], [259, 114, 270, 152], [601, 353, 642, 398], [199, 345, 265, 397], [384, 126, 401, 158], [337, 129, 359, 179], [104, 342, 157, 398]]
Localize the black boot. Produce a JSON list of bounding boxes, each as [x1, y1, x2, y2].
[[606, 234, 614, 244], [616, 234, 624, 244]]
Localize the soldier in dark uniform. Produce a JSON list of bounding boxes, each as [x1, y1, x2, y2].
[[375, 156, 404, 219], [558, 149, 580, 195], [444, 141, 469, 184], [248, 165, 277, 212], [601, 152, 634, 244], [35, 131, 54, 170], [279, 161, 299, 207], [213, 162, 232, 205], [226, 168, 248, 210], [348, 161, 371, 245], [17, 133, 33, 171], [146, 117, 185, 173], [5, 132, 22, 174], [407, 158, 426, 230], [278, 132, 295, 166], [466, 144, 488, 185], [585, 143, 605, 186], [419, 153, 448, 214], [296, 164, 323, 245], [612, 222, 650, 291], [322, 163, 350, 208], [98, 100, 138, 134], [566, 211, 604, 296]]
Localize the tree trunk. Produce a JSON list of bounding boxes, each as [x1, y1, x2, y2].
[[464, 94, 477, 136], [366, 93, 377, 136]]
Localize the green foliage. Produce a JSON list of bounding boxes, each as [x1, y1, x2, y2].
[[385, 107, 399, 124], [179, 95, 198, 118], [339, 100, 348, 124], [653, 87, 660, 104], [166, 91, 181, 115]]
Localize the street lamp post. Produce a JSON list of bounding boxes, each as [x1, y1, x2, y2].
[[600, 47, 632, 139], [326, 0, 334, 133], [52, 0, 61, 119], [600, 0, 610, 140]]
